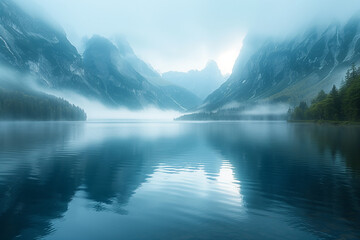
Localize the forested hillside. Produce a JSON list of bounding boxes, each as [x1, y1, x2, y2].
[[290, 65, 360, 122], [0, 89, 87, 121]]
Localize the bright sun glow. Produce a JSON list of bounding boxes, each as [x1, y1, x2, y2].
[[216, 41, 244, 75]]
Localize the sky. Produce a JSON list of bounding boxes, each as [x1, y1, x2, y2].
[[19, 0, 360, 75]]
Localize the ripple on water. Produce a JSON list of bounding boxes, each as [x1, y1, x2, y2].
[[0, 121, 359, 240]]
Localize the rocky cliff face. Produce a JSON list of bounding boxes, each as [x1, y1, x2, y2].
[[0, 0, 93, 93], [203, 14, 360, 111], [83, 36, 200, 110], [112, 36, 201, 110], [0, 0, 199, 111]]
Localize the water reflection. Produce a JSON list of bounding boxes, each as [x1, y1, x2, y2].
[[205, 122, 360, 238], [0, 121, 359, 240]]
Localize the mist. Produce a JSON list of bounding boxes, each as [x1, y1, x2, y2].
[[241, 103, 289, 116], [15, 0, 360, 74], [0, 66, 34, 89], [3, 0, 360, 121], [2, 1, 360, 238], [34, 87, 183, 121], [52, 94, 182, 121], [0, 65, 180, 121]]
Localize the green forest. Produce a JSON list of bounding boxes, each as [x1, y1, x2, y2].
[[0, 88, 87, 121], [290, 65, 360, 122]]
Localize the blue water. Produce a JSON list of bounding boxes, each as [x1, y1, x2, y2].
[[0, 121, 359, 240]]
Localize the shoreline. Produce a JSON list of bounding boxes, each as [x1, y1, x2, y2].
[[287, 120, 360, 125]]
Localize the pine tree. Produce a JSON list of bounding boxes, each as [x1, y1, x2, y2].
[[291, 65, 360, 122]]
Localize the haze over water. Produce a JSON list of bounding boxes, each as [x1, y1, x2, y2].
[[0, 121, 359, 240]]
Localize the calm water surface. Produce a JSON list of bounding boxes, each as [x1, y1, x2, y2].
[[0, 121, 359, 240]]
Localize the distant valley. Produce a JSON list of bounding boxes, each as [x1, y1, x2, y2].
[[1, 0, 360, 120], [0, 0, 200, 118], [162, 60, 226, 100]]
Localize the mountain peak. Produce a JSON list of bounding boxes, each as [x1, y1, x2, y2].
[[203, 60, 222, 77], [86, 35, 116, 50], [205, 60, 219, 69], [114, 36, 135, 56], [84, 35, 119, 64], [162, 60, 226, 99]]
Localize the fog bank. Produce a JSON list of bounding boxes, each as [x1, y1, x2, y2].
[[16, 0, 360, 74], [36, 88, 182, 120]]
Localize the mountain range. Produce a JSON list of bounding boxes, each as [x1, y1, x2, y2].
[[202, 14, 360, 111], [0, 0, 200, 112], [1, 0, 360, 118], [162, 60, 226, 100]]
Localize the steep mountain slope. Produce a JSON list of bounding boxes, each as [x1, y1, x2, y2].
[[83, 36, 200, 110], [0, 0, 199, 111], [113, 37, 201, 110], [0, 0, 94, 94], [203, 15, 360, 111], [163, 61, 226, 100]]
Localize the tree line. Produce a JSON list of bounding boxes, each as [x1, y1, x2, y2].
[[289, 65, 360, 122], [0, 89, 87, 121]]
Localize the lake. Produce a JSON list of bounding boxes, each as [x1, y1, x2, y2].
[[0, 121, 359, 240]]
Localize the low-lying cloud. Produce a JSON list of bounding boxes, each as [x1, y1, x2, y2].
[[0, 65, 182, 121], [16, 0, 360, 74], [241, 103, 289, 116], [36, 88, 182, 121]]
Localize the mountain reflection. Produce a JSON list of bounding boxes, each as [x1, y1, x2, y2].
[[0, 122, 199, 240], [204, 122, 360, 238], [0, 122, 359, 240]]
